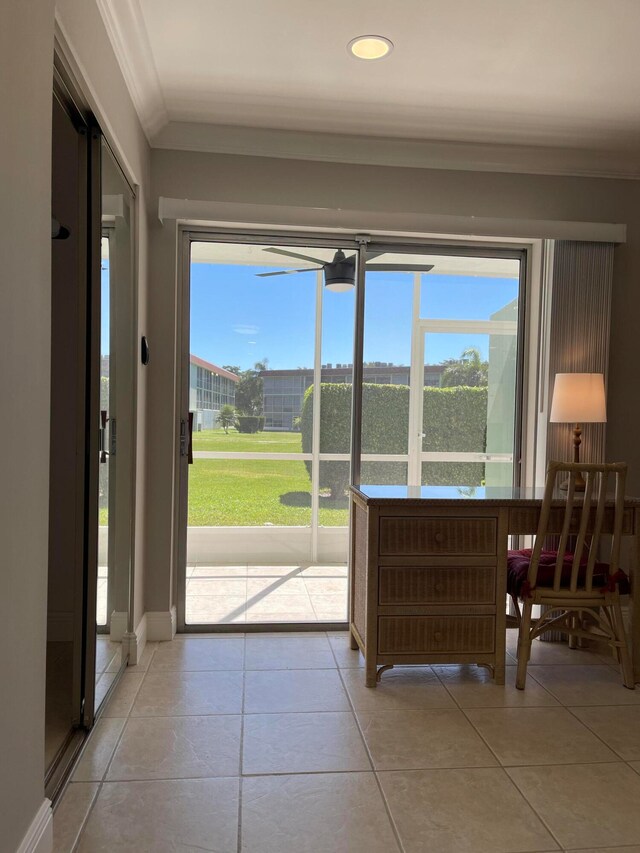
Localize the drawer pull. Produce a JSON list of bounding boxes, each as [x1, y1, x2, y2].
[[433, 631, 443, 641], [434, 532, 444, 543], [434, 582, 444, 593]]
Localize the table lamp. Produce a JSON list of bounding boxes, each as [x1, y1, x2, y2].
[[549, 372, 607, 490]]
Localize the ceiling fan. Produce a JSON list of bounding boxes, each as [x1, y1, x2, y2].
[[256, 248, 434, 292]]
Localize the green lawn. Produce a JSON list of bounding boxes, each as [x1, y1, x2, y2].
[[188, 431, 348, 526], [192, 429, 302, 453]]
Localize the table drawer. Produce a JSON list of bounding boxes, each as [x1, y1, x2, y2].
[[379, 516, 497, 556], [378, 615, 495, 654], [379, 565, 495, 605]]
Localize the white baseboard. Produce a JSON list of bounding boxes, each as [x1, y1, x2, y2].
[[123, 612, 147, 665], [146, 607, 177, 642], [16, 800, 52, 853], [109, 611, 128, 642], [46, 612, 74, 643]]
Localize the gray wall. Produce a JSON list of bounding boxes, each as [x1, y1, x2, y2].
[[0, 1, 55, 849], [0, 0, 150, 847], [147, 149, 640, 613]]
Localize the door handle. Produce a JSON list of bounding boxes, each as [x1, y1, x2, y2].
[[180, 415, 194, 464], [99, 410, 108, 463]]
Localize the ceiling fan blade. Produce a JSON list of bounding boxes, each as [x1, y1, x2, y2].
[[256, 267, 320, 277], [263, 247, 329, 266], [365, 264, 435, 273]]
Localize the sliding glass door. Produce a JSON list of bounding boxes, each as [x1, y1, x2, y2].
[[178, 235, 524, 630]]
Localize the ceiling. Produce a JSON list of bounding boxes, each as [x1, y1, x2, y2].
[[99, 0, 640, 176]]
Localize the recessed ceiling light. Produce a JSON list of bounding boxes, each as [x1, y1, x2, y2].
[[348, 35, 394, 61]]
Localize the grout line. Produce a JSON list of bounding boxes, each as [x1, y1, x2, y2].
[[330, 642, 405, 852], [237, 637, 246, 853], [69, 781, 101, 853]]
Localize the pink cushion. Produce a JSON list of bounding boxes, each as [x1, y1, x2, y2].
[[507, 548, 629, 599]]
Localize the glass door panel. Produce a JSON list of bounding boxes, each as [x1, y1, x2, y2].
[[358, 249, 522, 490], [185, 240, 351, 627]]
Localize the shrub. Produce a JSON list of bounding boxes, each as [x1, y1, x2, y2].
[[300, 382, 487, 496], [236, 415, 260, 434], [257, 415, 266, 432]]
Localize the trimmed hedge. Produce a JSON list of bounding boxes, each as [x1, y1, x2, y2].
[[300, 382, 487, 497], [236, 415, 260, 434]]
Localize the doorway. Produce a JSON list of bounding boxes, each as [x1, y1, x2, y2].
[[177, 234, 525, 631]]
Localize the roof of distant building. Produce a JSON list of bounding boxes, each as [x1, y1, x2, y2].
[[190, 354, 239, 382]]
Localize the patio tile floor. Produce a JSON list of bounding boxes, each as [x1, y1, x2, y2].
[[185, 563, 348, 625]]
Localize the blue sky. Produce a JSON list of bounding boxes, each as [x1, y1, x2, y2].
[[185, 262, 519, 372]]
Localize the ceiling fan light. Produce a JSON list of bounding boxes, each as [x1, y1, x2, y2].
[[325, 280, 354, 292], [348, 35, 393, 61]]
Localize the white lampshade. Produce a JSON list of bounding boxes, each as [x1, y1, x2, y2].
[[550, 373, 607, 424]]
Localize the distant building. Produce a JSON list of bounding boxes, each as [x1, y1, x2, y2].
[[261, 363, 444, 431], [190, 355, 239, 430]]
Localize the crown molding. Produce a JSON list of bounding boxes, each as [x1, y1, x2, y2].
[[96, 0, 168, 140], [152, 121, 640, 181]]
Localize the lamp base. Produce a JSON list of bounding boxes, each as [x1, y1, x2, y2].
[[559, 475, 586, 492]]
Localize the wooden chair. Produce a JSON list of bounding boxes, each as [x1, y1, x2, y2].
[[508, 461, 634, 690]]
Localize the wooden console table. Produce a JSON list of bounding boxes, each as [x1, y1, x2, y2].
[[349, 484, 640, 687]]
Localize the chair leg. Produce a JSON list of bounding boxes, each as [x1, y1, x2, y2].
[[516, 600, 533, 690], [568, 613, 579, 649], [611, 601, 635, 690]]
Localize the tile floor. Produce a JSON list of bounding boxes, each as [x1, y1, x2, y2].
[[185, 563, 348, 624], [53, 629, 640, 852]]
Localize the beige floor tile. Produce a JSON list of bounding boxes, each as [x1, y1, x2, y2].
[[631, 762, 640, 776], [341, 666, 456, 711], [95, 639, 121, 674], [300, 565, 348, 577], [185, 595, 247, 624], [567, 848, 640, 852], [246, 577, 308, 596], [244, 668, 349, 713], [125, 641, 158, 672], [328, 634, 365, 669], [131, 671, 243, 716], [433, 664, 560, 707], [244, 593, 314, 616], [309, 593, 348, 620], [466, 707, 617, 765], [107, 715, 241, 780], [246, 565, 306, 577], [190, 565, 248, 578], [507, 762, 640, 849], [94, 671, 118, 711], [243, 712, 370, 775], [240, 772, 400, 853], [101, 673, 144, 717], [303, 578, 348, 595], [76, 778, 239, 853], [150, 637, 244, 671], [72, 718, 126, 782], [53, 782, 99, 853], [506, 630, 611, 665], [378, 768, 558, 853], [244, 635, 335, 670], [358, 709, 497, 770], [244, 611, 317, 624], [187, 578, 247, 596], [527, 665, 640, 705], [571, 706, 640, 759]]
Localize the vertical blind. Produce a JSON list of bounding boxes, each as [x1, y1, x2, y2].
[[546, 240, 614, 467]]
